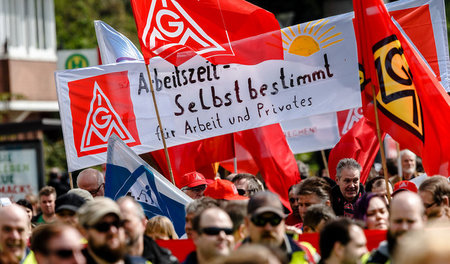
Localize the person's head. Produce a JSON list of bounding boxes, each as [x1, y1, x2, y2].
[[76, 168, 104, 197], [67, 188, 94, 202], [78, 197, 126, 262], [245, 191, 286, 247], [297, 160, 310, 178], [288, 184, 301, 218], [354, 193, 389, 230], [55, 193, 86, 227], [303, 204, 335, 233], [192, 207, 234, 263], [365, 176, 392, 202], [0, 204, 30, 264], [232, 173, 264, 198], [39, 186, 57, 217], [213, 244, 287, 264], [116, 196, 146, 250], [388, 191, 425, 253], [31, 223, 85, 264], [319, 218, 367, 264], [223, 200, 248, 243], [295, 177, 331, 221], [145, 215, 178, 240], [418, 176, 450, 217], [394, 225, 450, 264], [336, 159, 362, 202], [180, 171, 208, 199], [16, 199, 34, 221], [400, 149, 416, 180], [185, 196, 219, 239]]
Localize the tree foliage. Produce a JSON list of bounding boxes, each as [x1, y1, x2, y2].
[[55, 0, 139, 49]]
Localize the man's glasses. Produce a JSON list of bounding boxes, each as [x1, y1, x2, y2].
[[89, 220, 124, 233], [200, 227, 233, 236], [44, 248, 78, 259], [251, 213, 283, 227], [424, 201, 437, 209], [88, 183, 104, 196]]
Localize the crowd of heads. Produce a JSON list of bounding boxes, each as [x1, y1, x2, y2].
[[0, 153, 449, 264]]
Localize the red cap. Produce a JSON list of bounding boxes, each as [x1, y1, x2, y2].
[[204, 179, 249, 200], [394, 180, 418, 193], [179, 171, 207, 189]]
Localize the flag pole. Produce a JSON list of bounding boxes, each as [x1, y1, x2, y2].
[[145, 64, 176, 186], [321, 150, 330, 177], [371, 84, 391, 202], [69, 172, 73, 189]]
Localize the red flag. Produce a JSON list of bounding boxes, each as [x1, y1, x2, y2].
[[238, 124, 301, 212], [151, 134, 234, 187], [130, 0, 282, 66], [354, 0, 450, 176], [328, 117, 384, 184]]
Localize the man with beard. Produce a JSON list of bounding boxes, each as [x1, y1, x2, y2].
[[331, 159, 364, 218], [319, 218, 368, 264], [242, 191, 316, 264], [183, 207, 234, 264], [117, 196, 178, 264], [77, 197, 148, 264], [0, 204, 30, 264], [365, 191, 426, 264]]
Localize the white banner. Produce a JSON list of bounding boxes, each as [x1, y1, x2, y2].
[[55, 0, 449, 171]]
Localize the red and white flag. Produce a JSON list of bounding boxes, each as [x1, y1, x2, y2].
[[130, 0, 282, 66]]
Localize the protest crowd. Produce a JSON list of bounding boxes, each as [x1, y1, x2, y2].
[[1, 153, 449, 264], [1, 0, 450, 263]]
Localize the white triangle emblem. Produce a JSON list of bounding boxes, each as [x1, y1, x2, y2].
[[80, 82, 135, 152], [141, 0, 230, 57]]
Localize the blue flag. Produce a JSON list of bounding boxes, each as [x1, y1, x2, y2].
[[94, 20, 144, 64], [105, 134, 192, 237]]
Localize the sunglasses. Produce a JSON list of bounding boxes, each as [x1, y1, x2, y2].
[[237, 189, 246, 196], [183, 185, 206, 193], [251, 214, 283, 227], [44, 248, 78, 259], [88, 183, 104, 195], [90, 220, 124, 233], [200, 227, 233, 236]]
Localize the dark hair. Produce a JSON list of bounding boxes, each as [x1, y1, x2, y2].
[[365, 176, 384, 192], [354, 192, 387, 222], [16, 199, 33, 212], [296, 177, 331, 203], [303, 204, 335, 231], [319, 218, 358, 260], [232, 173, 264, 196]]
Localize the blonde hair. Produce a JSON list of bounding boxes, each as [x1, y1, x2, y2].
[[145, 215, 178, 240]]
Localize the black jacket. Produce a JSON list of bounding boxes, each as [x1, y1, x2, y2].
[[143, 235, 179, 264], [331, 183, 364, 217]]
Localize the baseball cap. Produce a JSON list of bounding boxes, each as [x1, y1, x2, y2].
[[393, 180, 418, 194], [77, 197, 122, 227], [179, 171, 207, 189], [247, 191, 285, 218], [203, 179, 249, 200], [55, 193, 86, 213]]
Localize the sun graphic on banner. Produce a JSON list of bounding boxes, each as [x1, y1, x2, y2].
[[282, 19, 343, 57]]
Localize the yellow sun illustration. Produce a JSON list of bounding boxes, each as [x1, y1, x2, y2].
[[282, 19, 343, 57]]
